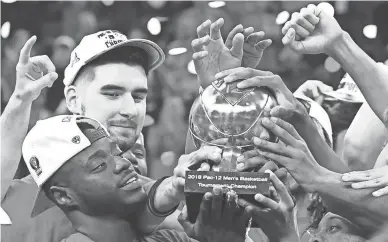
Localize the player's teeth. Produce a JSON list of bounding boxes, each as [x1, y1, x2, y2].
[[126, 177, 137, 185], [124, 177, 138, 186]]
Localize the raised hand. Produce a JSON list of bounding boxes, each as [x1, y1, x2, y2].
[[225, 24, 272, 69], [192, 18, 244, 88], [15, 36, 58, 102], [282, 3, 344, 55], [239, 170, 300, 242], [179, 187, 252, 242], [342, 166, 388, 197]]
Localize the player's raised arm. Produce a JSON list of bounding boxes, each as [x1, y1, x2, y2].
[[1, 36, 58, 201], [282, 3, 388, 127]]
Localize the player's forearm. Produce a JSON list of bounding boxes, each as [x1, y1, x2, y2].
[[153, 177, 181, 212], [328, 32, 388, 126], [374, 143, 388, 168], [1, 94, 33, 201], [136, 176, 164, 234], [343, 103, 388, 170], [314, 169, 386, 234], [137, 176, 181, 234], [294, 191, 313, 237], [294, 111, 350, 173]]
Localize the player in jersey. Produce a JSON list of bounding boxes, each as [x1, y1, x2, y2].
[[22, 115, 252, 242]]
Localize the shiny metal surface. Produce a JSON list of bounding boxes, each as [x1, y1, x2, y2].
[[189, 79, 278, 156]]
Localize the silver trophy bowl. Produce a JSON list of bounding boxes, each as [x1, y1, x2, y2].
[[189, 79, 278, 171]]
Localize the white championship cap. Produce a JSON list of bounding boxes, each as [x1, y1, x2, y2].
[[63, 30, 165, 87], [323, 73, 365, 103], [22, 115, 109, 217], [294, 93, 333, 146]]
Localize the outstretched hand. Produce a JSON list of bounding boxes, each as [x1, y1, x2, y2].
[[252, 116, 325, 193], [192, 18, 243, 88], [342, 165, 388, 197], [224, 24, 272, 69], [192, 19, 272, 88], [214, 67, 305, 113]]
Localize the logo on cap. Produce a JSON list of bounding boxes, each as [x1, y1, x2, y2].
[[96, 30, 126, 49], [72, 135, 81, 144], [30, 156, 42, 176], [71, 53, 80, 67], [62, 116, 71, 122]]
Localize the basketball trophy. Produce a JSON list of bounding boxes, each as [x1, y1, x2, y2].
[[184, 78, 278, 225]]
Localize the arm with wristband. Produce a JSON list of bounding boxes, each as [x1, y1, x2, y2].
[[137, 145, 223, 234], [136, 176, 180, 234]]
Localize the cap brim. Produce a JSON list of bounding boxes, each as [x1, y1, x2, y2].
[[31, 187, 56, 218], [323, 91, 365, 103], [86, 38, 165, 72], [294, 93, 333, 144]]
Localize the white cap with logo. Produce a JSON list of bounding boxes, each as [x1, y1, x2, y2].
[[22, 115, 109, 217], [63, 30, 165, 87], [323, 73, 365, 103]]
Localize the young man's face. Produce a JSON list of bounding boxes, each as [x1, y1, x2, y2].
[[308, 213, 365, 242], [76, 63, 148, 151], [60, 137, 147, 216], [122, 133, 147, 176]]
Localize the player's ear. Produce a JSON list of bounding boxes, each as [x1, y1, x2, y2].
[[65, 85, 82, 114], [50, 185, 79, 208]]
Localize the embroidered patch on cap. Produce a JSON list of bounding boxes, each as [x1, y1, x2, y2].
[[72, 135, 81, 144], [62, 116, 71, 122], [30, 156, 42, 176]]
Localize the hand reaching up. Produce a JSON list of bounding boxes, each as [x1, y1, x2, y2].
[[192, 19, 272, 88], [14, 36, 58, 102], [224, 24, 272, 68], [282, 3, 344, 55]]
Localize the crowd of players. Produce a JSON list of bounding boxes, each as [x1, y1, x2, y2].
[[2, 3, 388, 242]]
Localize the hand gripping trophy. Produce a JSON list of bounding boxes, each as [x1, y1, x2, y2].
[[184, 77, 278, 224]]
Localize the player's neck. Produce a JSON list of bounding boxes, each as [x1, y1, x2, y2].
[[69, 212, 139, 242]]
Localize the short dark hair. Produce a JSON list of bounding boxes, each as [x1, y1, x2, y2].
[[74, 46, 149, 85]]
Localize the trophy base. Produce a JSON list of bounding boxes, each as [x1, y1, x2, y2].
[[184, 170, 270, 228]]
